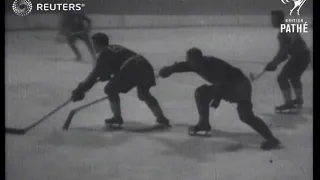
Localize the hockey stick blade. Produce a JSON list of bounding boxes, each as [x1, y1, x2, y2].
[[63, 109, 76, 130], [23, 99, 71, 132], [63, 96, 108, 130], [6, 99, 71, 135], [5, 128, 26, 135]]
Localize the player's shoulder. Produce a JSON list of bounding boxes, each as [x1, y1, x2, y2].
[[204, 56, 225, 63], [205, 56, 235, 68], [110, 44, 137, 55], [109, 44, 126, 49], [99, 47, 115, 57]]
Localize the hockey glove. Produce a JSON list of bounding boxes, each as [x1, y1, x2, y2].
[[71, 84, 86, 102], [210, 99, 221, 109], [158, 66, 172, 78], [71, 90, 85, 102], [264, 62, 277, 71]]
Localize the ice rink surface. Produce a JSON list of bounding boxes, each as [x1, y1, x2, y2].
[[6, 27, 313, 180]]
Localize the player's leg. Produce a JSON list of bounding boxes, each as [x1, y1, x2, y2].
[[103, 83, 124, 126], [225, 77, 280, 149], [103, 60, 137, 126], [66, 35, 82, 61], [288, 52, 311, 108], [137, 88, 170, 126], [276, 63, 294, 111], [136, 56, 170, 126], [237, 101, 280, 150], [80, 33, 97, 65], [189, 84, 217, 134]]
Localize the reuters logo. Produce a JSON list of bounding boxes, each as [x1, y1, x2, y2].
[[12, 0, 33, 16]]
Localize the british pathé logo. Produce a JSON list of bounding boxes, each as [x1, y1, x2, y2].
[[281, 0, 307, 16]]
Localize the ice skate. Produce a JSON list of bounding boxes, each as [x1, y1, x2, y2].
[[188, 123, 212, 137], [105, 116, 123, 129], [260, 138, 281, 150], [156, 116, 171, 127], [291, 99, 303, 109], [275, 102, 300, 114]]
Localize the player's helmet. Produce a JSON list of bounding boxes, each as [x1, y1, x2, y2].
[[271, 10, 285, 27], [92, 32, 109, 47], [187, 47, 203, 59]]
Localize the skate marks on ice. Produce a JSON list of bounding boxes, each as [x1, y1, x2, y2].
[[146, 128, 271, 162], [61, 127, 265, 162], [37, 129, 133, 149], [259, 112, 310, 130], [69, 121, 171, 134]]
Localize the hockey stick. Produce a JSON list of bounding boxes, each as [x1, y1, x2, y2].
[[5, 128, 26, 135], [249, 70, 266, 82], [5, 99, 71, 135], [63, 96, 109, 130]]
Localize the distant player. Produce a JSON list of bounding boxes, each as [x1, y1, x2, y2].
[[58, 12, 96, 64], [71, 32, 170, 128], [264, 10, 311, 112], [159, 48, 280, 150]]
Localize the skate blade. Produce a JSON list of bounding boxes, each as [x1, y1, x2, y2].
[[105, 124, 123, 131], [126, 124, 171, 133], [261, 143, 283, 151], [188, 130, 212, 137], [275, 108, 301, 114]]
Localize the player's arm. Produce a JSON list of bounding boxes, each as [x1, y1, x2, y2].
[[71, 65, 99, 102], [272, 34, 290, 64], [159, 61, 194, 78], [58, 14, 70, 35], [80, 13, 92, 32], [265, 34, 290, 71], [74, 64, 99, 94], [72, 51, 111, 97]]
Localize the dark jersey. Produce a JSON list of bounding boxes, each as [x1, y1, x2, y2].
[[279, 32, 309, 55], [271, 32, 309, 64], [170, 56, 246, 85], [77, 45, 139, 92], [59, 12, 90, 34]]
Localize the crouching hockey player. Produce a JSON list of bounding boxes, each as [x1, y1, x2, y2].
[[159, 48, 280, 150], [264, 10, 311, 113], [58, 12, 96, 64], [70, 32, 170, 128]]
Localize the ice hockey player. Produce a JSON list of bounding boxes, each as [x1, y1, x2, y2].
[[264, 10, 311, 112], [70, 32, 170, 128], [158, 48, 280, 150], [58, 12, 96, 64]]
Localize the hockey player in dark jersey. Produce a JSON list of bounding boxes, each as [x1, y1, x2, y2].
[[264, 10, 311, 112], [158, 48, 280, 150], [71, 32, 170, 128], [58, 12, 96, 64]]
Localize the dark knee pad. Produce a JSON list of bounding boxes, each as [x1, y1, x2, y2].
[[237, 102, 275, 140], [277, 73, 290, 90], [289, 77, 302, 89], [104, 85, 120, 102], [137, 90, 150, 102], [237, 102, 255, 124], [195, 85, 212, 105], [138, 89, 163, 117], [138, 90, 157, 105]]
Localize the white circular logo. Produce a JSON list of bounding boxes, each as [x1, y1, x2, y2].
[[12, 0, 33, 16]]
